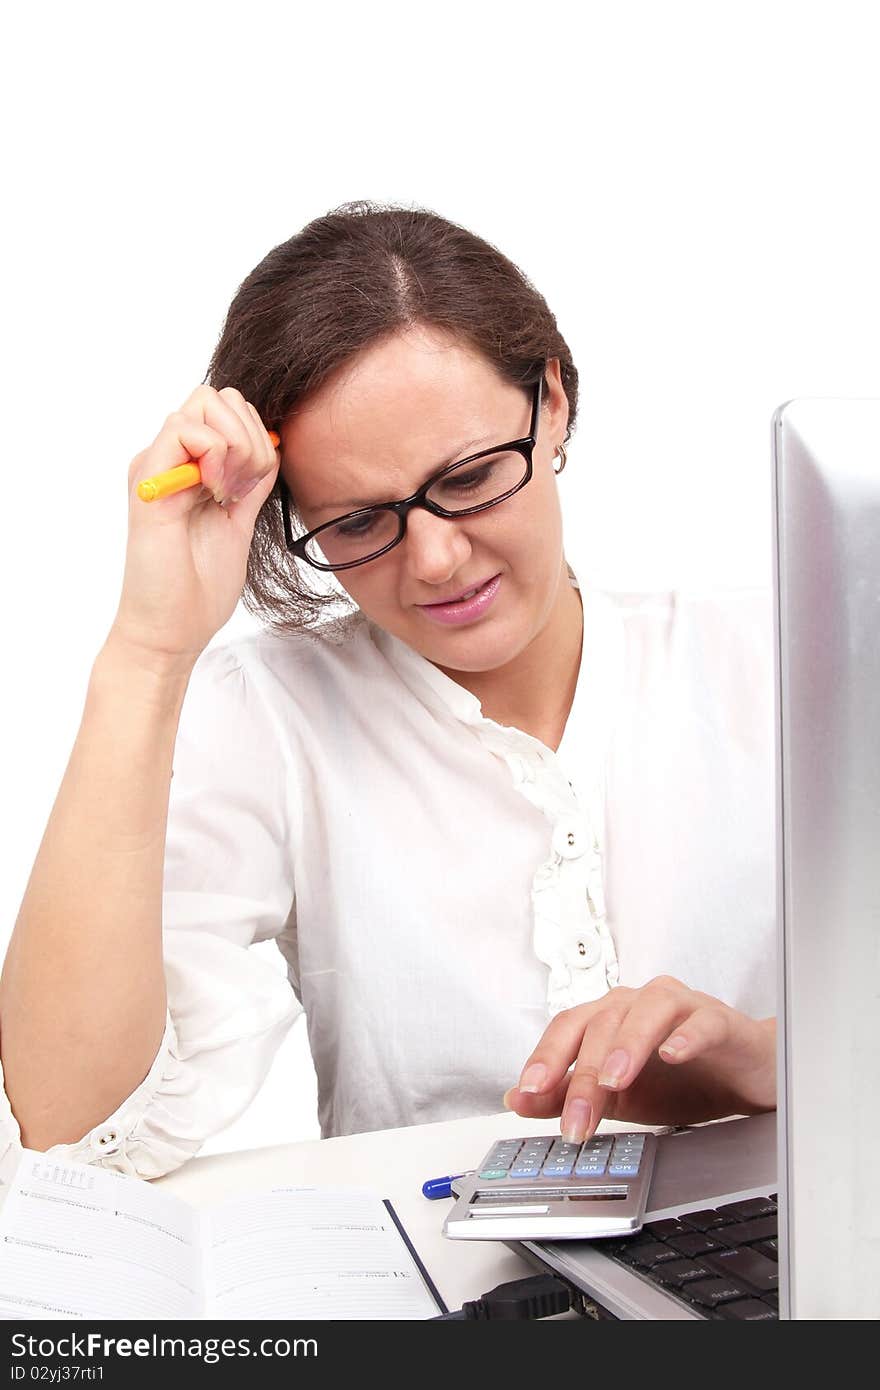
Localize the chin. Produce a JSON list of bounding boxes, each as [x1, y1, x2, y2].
[[405, 618, 533, 673]]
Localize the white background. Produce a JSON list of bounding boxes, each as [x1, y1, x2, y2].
[[2, 0, 879, 1156]]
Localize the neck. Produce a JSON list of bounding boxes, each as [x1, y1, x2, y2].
[[435, 560, 584, 752]]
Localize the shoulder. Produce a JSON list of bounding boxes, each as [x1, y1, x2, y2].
[[186, 608, 385, 718], [593, 583, 772, 656], [594, 583, 772, 627], [588, 584, 774, 721]]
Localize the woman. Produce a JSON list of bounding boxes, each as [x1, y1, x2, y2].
[[0, 202, 776, 1180]]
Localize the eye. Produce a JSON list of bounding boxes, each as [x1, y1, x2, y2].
[[441, 461, 496, 493], [333, 510, 381, 539]]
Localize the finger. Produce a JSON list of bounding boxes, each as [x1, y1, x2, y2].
[[244, 400, 279, 468], [591, 977, 695, 1093], [222, 402, 280, 505], [557, 978, 701, 1142], [502, 1075, 570, 1119], [514, 993, 633, 1098], [171, 385, 258, 500], [132, 415, 231, 507], [657, 1002, 734, 1064], [559, 1003, 635, 1142]]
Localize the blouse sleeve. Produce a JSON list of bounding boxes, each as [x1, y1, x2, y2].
[[0, 639, 302, 1185]]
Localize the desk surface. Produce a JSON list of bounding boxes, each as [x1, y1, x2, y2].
[[155, 1110, 650, 1316]]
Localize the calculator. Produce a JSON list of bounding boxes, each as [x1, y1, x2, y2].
[[442, 1131, 657, 1241]]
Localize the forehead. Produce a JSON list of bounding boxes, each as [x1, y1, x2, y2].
[[280, 327, 518, 506]]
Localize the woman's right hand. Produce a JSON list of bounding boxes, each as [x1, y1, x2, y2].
[[109, 385, 281, 665]]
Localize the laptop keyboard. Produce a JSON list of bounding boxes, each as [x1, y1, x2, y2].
[[602, 1194, 779, 1319]]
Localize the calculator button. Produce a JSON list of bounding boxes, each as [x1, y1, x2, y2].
[[509, 1166, 542, 1178], [574, 1162, 608, 1176], [549, 1141, 581, 1157], [478, 1170, 511, 1180], [542, 1160, 576, 1176], [608, 1163, 640, 1176]]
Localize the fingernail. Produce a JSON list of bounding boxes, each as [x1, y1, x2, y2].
[[518, 1063, 547, 1094], [659, 1034, 688, 1058], [561, 1099, 591, 1144], [598, 1049, 630, 1089], [233, 477, 260, 501]]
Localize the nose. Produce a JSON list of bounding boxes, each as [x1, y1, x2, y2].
[[402, 505, 473, 586]]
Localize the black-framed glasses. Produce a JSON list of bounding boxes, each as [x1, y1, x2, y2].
[[279, 374, 544, 571]]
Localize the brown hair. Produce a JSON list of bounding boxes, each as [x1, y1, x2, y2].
[[204, 200, 579, 634]]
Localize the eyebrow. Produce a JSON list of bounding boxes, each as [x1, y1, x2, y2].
[[314, 433, 496, 514]]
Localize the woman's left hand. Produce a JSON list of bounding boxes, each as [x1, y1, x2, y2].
[[505, 976, 776, 1143]]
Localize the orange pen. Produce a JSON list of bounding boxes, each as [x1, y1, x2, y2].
[[136, 432, 280, 503]]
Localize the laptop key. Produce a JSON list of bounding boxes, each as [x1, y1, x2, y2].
[[685, 1277, 754, 1309], [704, 1247, 779, 1292], [715, 1196, 777, 1221], [665, 1232, 726, 1259], [643, 1218, 687, 1240], [654, 1258, 715, 1287], [715, 1297, 777, 1320], [714, 1217, 779, 1248], [753, 1238, 779, 1262], [677, 1208, 736, 1231], [625, 1241, 683, 1268]]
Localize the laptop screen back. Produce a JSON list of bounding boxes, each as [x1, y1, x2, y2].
[[772, 398, 880, 1319]]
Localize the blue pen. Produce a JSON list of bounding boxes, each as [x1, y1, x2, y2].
[[421, 1171, 475, 1200]]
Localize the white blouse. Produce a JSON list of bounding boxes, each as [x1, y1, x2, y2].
[[0, 573, 776, 1183]]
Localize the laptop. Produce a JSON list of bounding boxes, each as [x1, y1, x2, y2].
[[493, 399, 880, 1319]]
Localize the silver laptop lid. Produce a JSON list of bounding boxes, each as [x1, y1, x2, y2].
[[773, 399, 880, 1319]]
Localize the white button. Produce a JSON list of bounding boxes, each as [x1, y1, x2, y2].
[[562, 933, 601, 969], [90, 1128, 121, 1157], [552, 820, 587, 859]]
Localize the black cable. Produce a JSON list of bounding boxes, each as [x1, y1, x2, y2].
[[431, 1274, 572, 1320]]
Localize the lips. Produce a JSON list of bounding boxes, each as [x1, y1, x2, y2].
[[414, 573, 503, 627], [418, 575, 499, 607]]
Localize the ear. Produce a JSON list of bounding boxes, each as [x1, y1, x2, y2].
[[544, 357, 570, 445]]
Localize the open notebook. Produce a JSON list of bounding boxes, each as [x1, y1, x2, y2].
[[0, 1150, 445, 1320]]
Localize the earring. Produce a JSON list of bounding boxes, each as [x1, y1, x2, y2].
[[553, 442, 568, 475]]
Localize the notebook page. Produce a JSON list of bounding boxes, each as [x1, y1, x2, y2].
[[0, 1150, 203, 1319], [205, 1187, 440, 1319]]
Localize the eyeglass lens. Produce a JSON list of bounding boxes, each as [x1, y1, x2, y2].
[[302, 449, 529, 568]]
